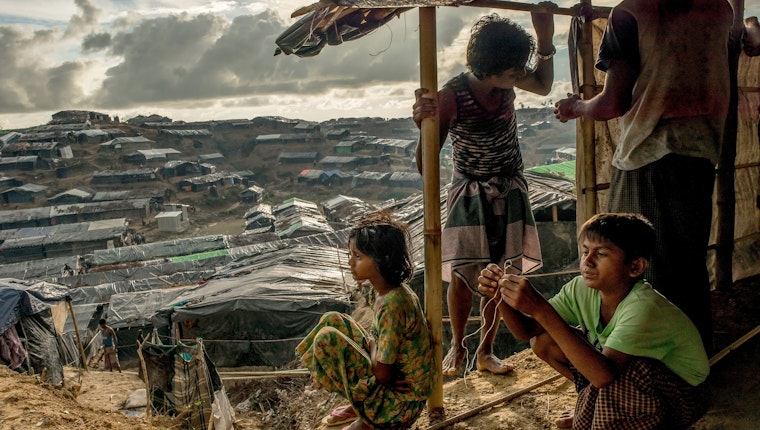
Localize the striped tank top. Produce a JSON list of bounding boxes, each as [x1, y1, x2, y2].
[[446, 73, 523, 180]]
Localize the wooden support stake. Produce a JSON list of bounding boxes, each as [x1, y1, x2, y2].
[[66, 298, 88, 371], [136, 337, 152, 429], [578, 0, 598, 223], [419, 5, 444, 418]]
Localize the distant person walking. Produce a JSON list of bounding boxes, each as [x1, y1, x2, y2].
[[412, 4, 557, 376], [99, 319, 121, 373]]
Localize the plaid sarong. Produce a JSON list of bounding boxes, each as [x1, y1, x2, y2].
[[572, 358, 708, 430], [442, 171, 542, 294]]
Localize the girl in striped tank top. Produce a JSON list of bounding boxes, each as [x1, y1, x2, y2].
[[413, 4, 556, 377]]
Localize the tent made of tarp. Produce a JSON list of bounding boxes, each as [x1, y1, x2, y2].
[[149, 243, 352, 367], [139, 338, 234, 430], [0, 279, 71, 385]]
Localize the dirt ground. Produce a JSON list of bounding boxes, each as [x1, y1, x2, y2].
[[1, 275, 759, 430], [0, 366, 177, 430]]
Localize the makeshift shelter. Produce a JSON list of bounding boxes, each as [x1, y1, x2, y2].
[[148, 243, 352, 367], [47, 188, 93, 205], [240, 184, 265, 203], [1, 183, 48, 204], [139, 337, 235, 430], [279, 151, 319, 164], [0, 155, 41, 171], [0, 279, 73, 385], [99, 136, 154, 151], [274, 0, 758, 416], [156, 211, 184, 232]]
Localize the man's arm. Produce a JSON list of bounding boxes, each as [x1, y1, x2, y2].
[[554, 59, 636, 122]]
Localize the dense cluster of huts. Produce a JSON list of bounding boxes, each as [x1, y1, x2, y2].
[[0, 109, 578, 395]]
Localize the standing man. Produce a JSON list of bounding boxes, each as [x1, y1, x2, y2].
[[99, 319, 122, 373], [554, 0, 732, 350]]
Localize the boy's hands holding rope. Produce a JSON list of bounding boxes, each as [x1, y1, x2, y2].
[[478, 263, 549, 318]]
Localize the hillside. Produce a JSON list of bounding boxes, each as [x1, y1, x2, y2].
[[2, 109, 575, 245]]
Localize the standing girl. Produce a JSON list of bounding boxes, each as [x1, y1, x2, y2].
[[296, 211, 432, 430], [413, 5, 556, 376]]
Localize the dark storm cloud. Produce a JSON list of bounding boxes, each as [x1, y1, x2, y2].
[[91, 9, 451, 109], [0, 26, 88, 113], [64, 0, 101, 37], [82, 32, 111, 53], [0, 6, 477, 114]]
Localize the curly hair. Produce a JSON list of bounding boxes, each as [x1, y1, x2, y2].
[[467, 14, 535, 80], [348, 210, 414, 286]]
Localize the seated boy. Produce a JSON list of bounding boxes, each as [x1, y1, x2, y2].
[[478, 213, 709, 429]]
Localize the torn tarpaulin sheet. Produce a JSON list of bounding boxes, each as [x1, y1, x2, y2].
[[275, 7, 409, 57]]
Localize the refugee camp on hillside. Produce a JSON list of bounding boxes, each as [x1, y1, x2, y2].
[[1, 0, 760, 429]]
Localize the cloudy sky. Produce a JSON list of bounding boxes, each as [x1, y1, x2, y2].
[[0, 1, 757, 129]]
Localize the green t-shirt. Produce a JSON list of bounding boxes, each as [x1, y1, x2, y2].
[[372, 283, 433, 400], [548, 276, 709, 386]]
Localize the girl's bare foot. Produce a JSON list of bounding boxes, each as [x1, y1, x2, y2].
[[343, 418, 372, 430], [322, 404, 357, 426], [476, 352, 514, 375], [442, 346, 466, 376], [554, 408, 574, 428]]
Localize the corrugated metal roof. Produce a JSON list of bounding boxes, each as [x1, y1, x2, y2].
[[13, 183, 48, 193], [159, 129, 212, 136], [527, 160, 577, 183]]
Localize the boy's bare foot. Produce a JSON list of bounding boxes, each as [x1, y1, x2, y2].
[[442, 346, 466, 376], [554, 408, 574, 428], [476, 352, 514, 375]]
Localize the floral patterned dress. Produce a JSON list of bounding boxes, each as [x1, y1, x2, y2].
[[296, 284, 433, 428]]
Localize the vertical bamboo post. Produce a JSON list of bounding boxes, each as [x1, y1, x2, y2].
[[715, 0, 744, 290], [18, 320, 34, 375], [418, 6, 444, 416], [66, 297, 88, 371], [136, 338, 153, 428], [577, 0, 598, 224]]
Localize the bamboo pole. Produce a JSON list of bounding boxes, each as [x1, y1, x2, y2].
[[66, 298, 88, 371], [714, 0, 744, 290], [217, 369, 311, 377], [468, 0, 610, 19], [18, 320, 34, 376], [136, 337, 152, 429], [424, 374, 563, 430], [578, 0, 598, 224], [709, 325, 760, 366], [418, 5, 444, 417]]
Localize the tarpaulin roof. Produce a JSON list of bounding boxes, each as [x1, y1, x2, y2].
[[275, 0, 475, 57], [0, 278, 69, 335]]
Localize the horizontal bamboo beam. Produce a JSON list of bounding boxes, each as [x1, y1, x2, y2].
[[709, 325, 760, 366], [425, 374, 564, 430], [468, 0, 611, 19]]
